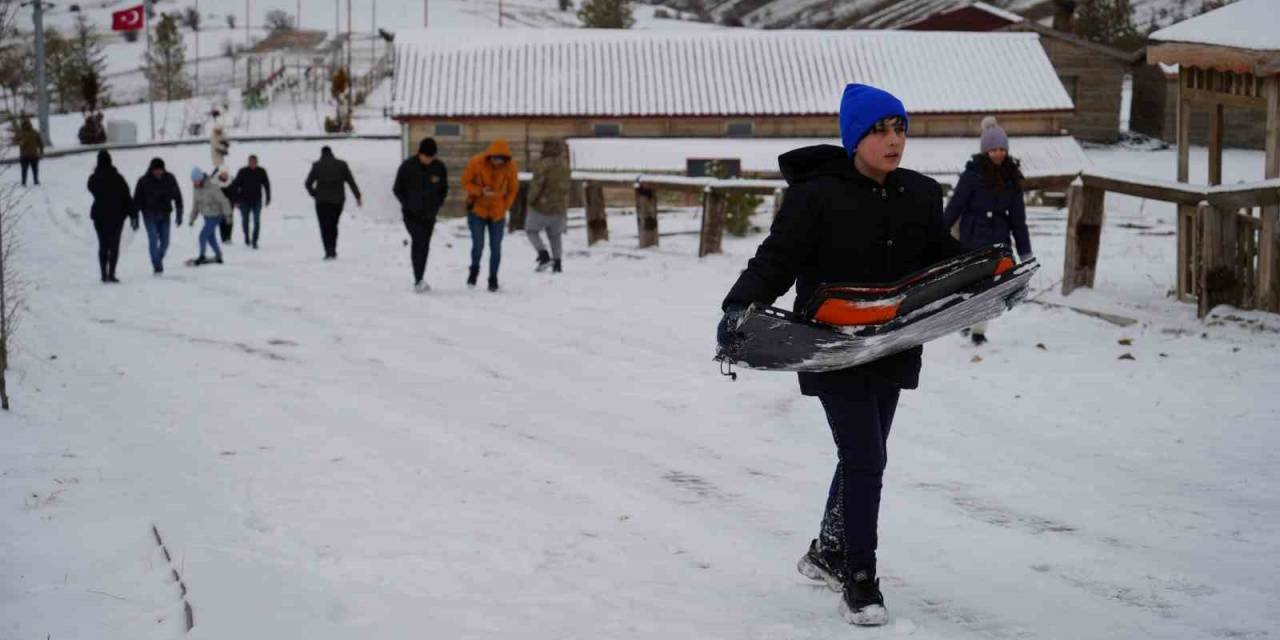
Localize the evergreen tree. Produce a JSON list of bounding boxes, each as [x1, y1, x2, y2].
[[577, 0, 634, 28], [1073, 0, 1144, 51], [143, 13, 191, 101], [68, 14, 109, 112]]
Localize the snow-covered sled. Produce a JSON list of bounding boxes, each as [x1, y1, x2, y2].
[[717, 245, 1039, 372]]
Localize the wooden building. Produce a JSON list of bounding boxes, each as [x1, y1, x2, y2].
[[390, 29, 1073, 215], [1131, 60, 1269, 149]]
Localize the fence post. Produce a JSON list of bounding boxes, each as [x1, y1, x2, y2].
[[699, 188, 727, 257], [584, 182, 608, 245], [1197, 201, 1242, 318], [635, 185, 659, 248], [1062, 180, 1106, 295]]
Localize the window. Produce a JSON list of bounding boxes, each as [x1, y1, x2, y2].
[[592, 122, 622, 137], [1059, 76, 1079, 104], [434, 122, 462, 137], [726, 121, 755, 137]]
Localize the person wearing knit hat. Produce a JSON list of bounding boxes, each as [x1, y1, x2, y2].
[[393, 138, 449, 291], [942, 116, 1034, 346], [187, 166, 232, 266], [87, 150, 134, 282], [132, 157, 184, 275], [718, 83, 965, 628]]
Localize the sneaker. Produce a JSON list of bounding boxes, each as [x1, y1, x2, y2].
[[487, 276, 499, 292], [797, 539, 844, 592], [552, 259, 562, 274], [535, 250, 551, 272], [971, 332, 988, 346], [192, 256, 208, 266], [467, 266, 479, 287], [252, 242, 259, 250], [414, 280, 431, 293], [214, 256, 224, 264], [838, 570, 887, 627]]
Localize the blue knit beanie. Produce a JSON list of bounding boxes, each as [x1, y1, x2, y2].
[[839, 84, 909, 158], [191, 167, 205, 182]]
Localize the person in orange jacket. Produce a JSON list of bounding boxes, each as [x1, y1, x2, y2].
[[461, 139, 519, 291]]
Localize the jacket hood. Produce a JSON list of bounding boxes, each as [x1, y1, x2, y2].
[[540, 139, 564, 158], [778, 145, 855, 185], [485, 139, 513, 159], [95, 150, 113, 170]]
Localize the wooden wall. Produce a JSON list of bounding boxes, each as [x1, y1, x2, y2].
[[1129, 69, 1268, 150], [1035, 35, 1126, 142]]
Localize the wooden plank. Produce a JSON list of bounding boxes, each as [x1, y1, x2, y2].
[[1261, 76, 1280, 311], [1080, 173, 1204, 205], [1022, 173, 1080, 191], [1197, 202, 1242, 318], [584, 183, 608, 245], [698, 191, 728, 258], [1184, 87, 1268, 110], [1208, 103, 1223, 186], [635, 186, 659, 249], [1148, 43, 1268, 76], [1177, 76, 1191, 185], [1027, 300, 1138, 327], [1062, 182, 1107, 295]]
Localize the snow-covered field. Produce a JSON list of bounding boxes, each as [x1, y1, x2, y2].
[[1, 138, 1278, 639]]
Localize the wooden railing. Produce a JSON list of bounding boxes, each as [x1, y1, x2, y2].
[[1063, 169, 1280, 316]]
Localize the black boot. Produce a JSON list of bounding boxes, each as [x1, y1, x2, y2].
[[467, 266, 479, 287], [839, 568, 887, 626], [797, 539, 844, 591], [552, 258, 562, 274], [535, 250, 551, 272], [487, 276, 499, 292]]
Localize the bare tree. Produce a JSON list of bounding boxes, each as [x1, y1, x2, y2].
[[0, 0, 24, 410], [265, 10, 295, 33]]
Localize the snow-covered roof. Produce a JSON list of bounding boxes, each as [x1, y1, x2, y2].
[[1149, 0, 1280, 52], [864, 0, 1023, 29], [567, 136, 1088, 178], [391, 29, 1072, 119]]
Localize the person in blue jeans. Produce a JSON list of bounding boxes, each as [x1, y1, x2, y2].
[[132, 157, 184, 275], [230, 154, 271, 249], [188, 168, 231, 265], [467, 214, 505, 290]]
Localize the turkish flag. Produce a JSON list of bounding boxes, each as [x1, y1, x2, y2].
[[112, 5, 145, 32]]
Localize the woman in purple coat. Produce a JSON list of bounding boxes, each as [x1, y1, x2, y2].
[[942, 116, 1034, 345]]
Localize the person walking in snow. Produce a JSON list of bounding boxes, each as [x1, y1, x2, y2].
[[941, 116, 1033, 346], [15, 117, 43, 187], [187, 167, 231, 265], [392, 138, 448, 292], [230, 154, 271, 249], [718, 84, 965, 628], [305, 146, 362, 260], [87, 150, 134, 283], [525, 139, 571, 274], [133, 157, 184, 275], [462, 139, 518, 291]]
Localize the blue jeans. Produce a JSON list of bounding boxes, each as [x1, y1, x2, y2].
[[142, 214, 171, 271], [199, 217, 223, 259], [467, 213, 504, 277], [240, 201, 262, 245]]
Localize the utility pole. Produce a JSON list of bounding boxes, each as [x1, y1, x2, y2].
[[499, 0, 504, 27], [245, 0, 250, 44], [146, 0, 156, 140], [194, 0, 200, 97], [424, 0, 428, 27], [297, 0, 301, 29], [346, 0, 352, 129], [28, 0, 51, 145]]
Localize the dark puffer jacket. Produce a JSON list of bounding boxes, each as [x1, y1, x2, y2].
[[723, 145, 964, 393], [393, 156, 448, 218], [133, 160, 184, 221], [305, 149, 361, 205], [88, 155, 134, 225], [942, 157, 1032, 258]]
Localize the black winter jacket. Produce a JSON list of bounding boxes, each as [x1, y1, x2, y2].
[[88, 166, 134, 224], [305, 154, 361, 205], [393, 156, 448, 218], [231, 166, 272, 206], [942, 158, 1032, 257], [133, 172, 184, 220], [723, 145, 964, 393]]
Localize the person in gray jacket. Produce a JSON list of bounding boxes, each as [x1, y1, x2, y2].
[[188, 167, 232, 265], [525, 139, 571, 273], [305, 146, 362, 260]]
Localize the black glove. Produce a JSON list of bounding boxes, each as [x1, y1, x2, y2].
[[717, 304, 750, 351]]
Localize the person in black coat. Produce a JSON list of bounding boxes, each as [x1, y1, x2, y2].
[[87, 150, 135, 283], [133, 157, 184, 275], [230, 154, 272, 249], [719, 84, 964, 627], [941, 116, 1033, 345], [392, 138, 448, 291], [304, 146, 362, 260]]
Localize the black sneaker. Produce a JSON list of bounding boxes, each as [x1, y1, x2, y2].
[[214, 256, 224, 264], [467, 266, 479, 287], [487, 276, 499, 292], [535, 250, 551, 272], [971, 332, 988, 346], [797, 539, 844, 592], [839, 569, 887, 627], [552, 259, 562, 274]]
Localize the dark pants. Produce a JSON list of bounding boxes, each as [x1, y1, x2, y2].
[[403, 214, 436, 283], [315, 201, 344, 258], [220, 215, 234, 243], [93, 218, 124, 279], [19, 158, 38, 185], [817, 380, 901, 576], [240, 201, 262, 246], [467, 213, 504, 278]]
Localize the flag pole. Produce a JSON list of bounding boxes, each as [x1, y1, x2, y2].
[[146, 0, 156, 140]]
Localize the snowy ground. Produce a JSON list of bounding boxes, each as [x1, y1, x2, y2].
[[1, 139, 1278, 639]]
